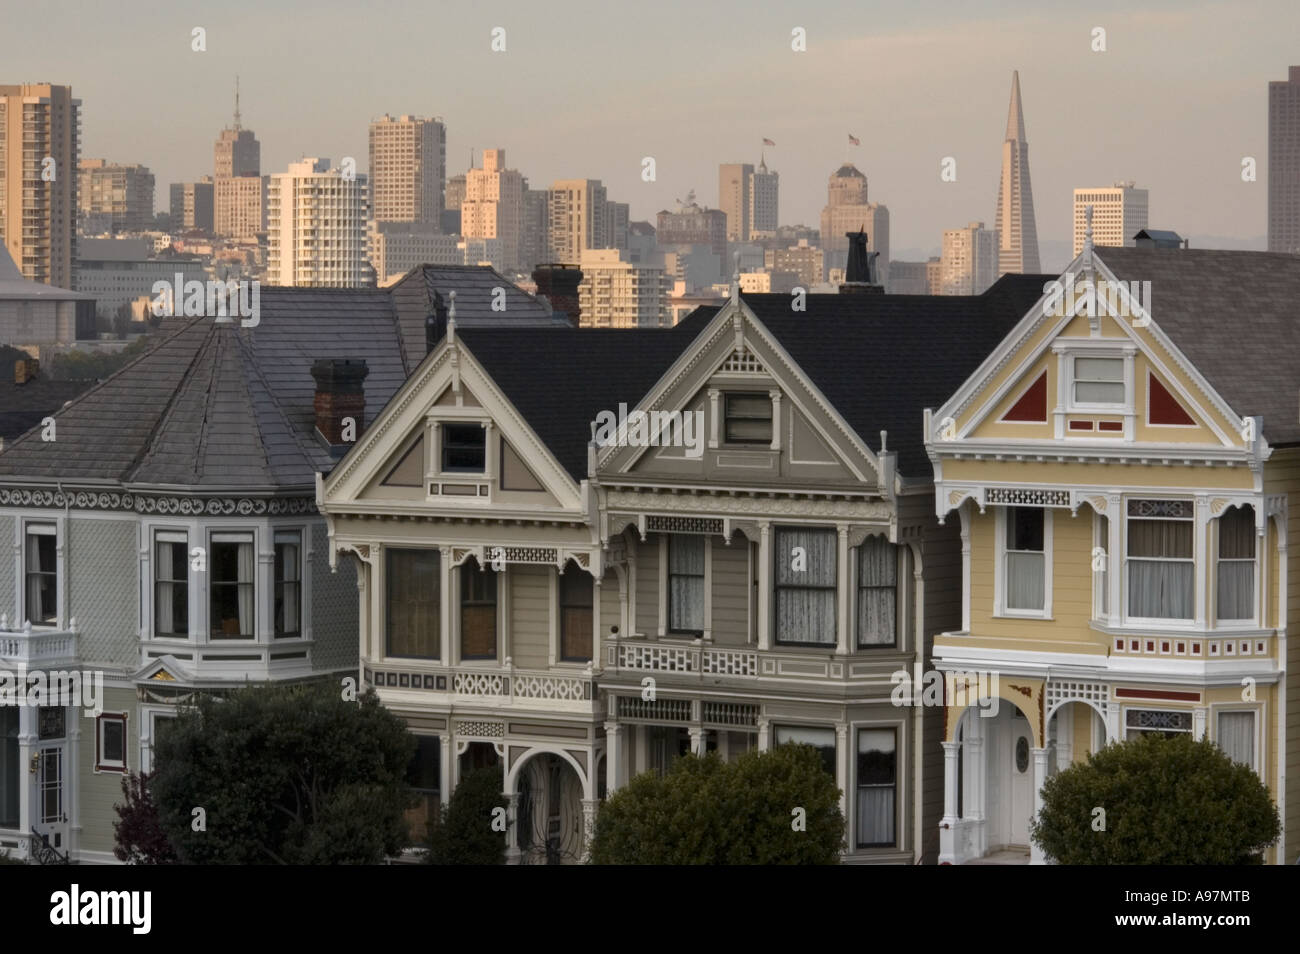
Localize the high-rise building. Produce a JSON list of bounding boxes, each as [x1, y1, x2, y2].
[[1268, 66, 1300, 254], [368, 221, 461, 285], [368, 114, 446, 225], [521, 185, 549, 273], [577, 248, 669, 328], [169, 178, 215, 232], [267, 158, 369, 287], [749, 158, 779, 240], [993, 70, 1040, 274], [0, 83, 80, 289], [765, 240, 823, 290], [214, 175, 266, 240], [606, 201, 629, 250], [548, 179, 608, 263], [656, 197, 727, 261], [459, 148, 524, 271], [1072, 182, 1149, 255], [77, 159, 154, 233], [718, 162, 753, 243], [819, 163, 889, 286], [941, 221, 999, 295], [214, 80, 259, 178]]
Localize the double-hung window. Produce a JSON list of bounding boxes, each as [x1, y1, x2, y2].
[[1126, 499, 1194, 621], [856, 728, 897, 848], [210, 532, 255, 638], [24, 524, 57, 625], [1072, 356, 1125, 407], [774, 527, 836, 646], [560, 567, 593, 662], [667, 535, 705, 635], [274, 531, 302, 637], [1003, 508, 1046, 614], [459, 558, 497, 659], [1217, 711, 1256, 771], [1216, 506, 1255, 622], [154, 531, 189, 637], [723, 392, 772, 445], [386, 548, 440, 659], [857, 536, 897, 647], [442, 424, 485, 473], [774, 725, 836, 776]]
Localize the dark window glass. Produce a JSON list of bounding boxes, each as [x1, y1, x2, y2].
[[0, 708, 18, 828], [724, 392, 772, 444], [560, 566, 593, 662], [386, 549, 440, 659], [460, 558, 497, 659], [857, 728, 897, 848], [274, 532, 301, 637], [24, 529, 57, 625], [154, 536, 189, 637], [210, 536, 254, 638], [442, 424, 486, 472]]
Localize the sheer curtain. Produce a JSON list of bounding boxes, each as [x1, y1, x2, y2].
[[1217, 711, 1255, 769], [1005, 509, 1045, 612], [856, 729, 896, 847], [156, 541, 175, 635], [1216, 507, 1255, 621], [857, 536, 897, 646], [775, 529, 836, 644], [668, 536, 705, 632], [237, 540, 254, 636], [1127, 519, 1193, 618], [280, 540, 300, 634]]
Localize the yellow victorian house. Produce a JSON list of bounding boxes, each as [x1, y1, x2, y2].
[[925, 234, 1298, 864]]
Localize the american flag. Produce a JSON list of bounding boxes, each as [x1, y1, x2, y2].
[[762, 138, 775, 146], [848, 133, 861, 146]]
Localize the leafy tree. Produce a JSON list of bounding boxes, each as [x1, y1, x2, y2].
[[47, 335, 155, 381], [1031, 732, 1280, 864], [112, 771, 178, 864], [424, 767, 508, 865], [147, 682, 416, 864], [590, 744, 844, 865]]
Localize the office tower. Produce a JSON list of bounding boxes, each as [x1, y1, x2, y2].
[[819, 163, 889, 285], [215, 175, 266, 240], [368, 221, 461, 285], [657, 197, 727, 261], [267, 159, 369, 287], [0, 83, 80, 289], [941, 221, 999, 294], [368, 114, 446, 225], [170, 178, 215, 232], [521, 185, 549, 272], [547, 179, 608, 262], [765, 240, 823, 290], [993, 70, 1040, 274], [749, 158, 779, 240], [718, 162, 753, 243], [1072, 182, 1149, 255], [577, 248, 669, 328], [606, 201, 629, 250], [1269, 66, 1300, 254], [78, 159, 155, 233], [459, 148, 524, 271], [214, 79, 260, 178]]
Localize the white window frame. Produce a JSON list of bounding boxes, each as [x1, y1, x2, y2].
[[1214, 507, 1258, 628], [21, 520, 60, 628], [1123, 499, 1195, 627], [1211, 705, 1262, 776], [994, 506, 1053, 619], [1122, 706, 1194, 740], [207, 529, 257, 640], [1068, 353, 1127, 412], [152, 528, 191, 640], [1092, 512, 1110, 621], [94, 712, 128, 774]]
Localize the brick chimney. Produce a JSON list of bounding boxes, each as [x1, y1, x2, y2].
[[310, 359, 368, 449], [532, 263, 583, 326], [14, 358, 39, 385]]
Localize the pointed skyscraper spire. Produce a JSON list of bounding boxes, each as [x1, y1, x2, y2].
[[994, 70, 1040, 275], [233, 75, 241, 130]]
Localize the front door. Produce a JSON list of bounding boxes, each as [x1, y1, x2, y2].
[[1008, 714, 1032, 846], [31, 706, 67, 854]]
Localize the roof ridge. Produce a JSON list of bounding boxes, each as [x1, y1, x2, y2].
[[231, 327, 317, 474], [122, 323, 218, 482]]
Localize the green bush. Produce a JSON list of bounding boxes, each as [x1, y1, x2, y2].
[[1031, 732, 1280, 864], [590, 744, 844, 865], [424, 767, 509, 865]]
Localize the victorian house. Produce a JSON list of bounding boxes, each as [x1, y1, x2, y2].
[[317, 266, 1047, 863], [926, 238, 1299, 864]]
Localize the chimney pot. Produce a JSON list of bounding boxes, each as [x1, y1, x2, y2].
[[310, 359, 369, 448]]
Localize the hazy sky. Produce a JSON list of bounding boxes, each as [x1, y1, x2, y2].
[[6, 0, 1296, 268]]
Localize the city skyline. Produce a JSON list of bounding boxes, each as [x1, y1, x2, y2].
[[4, 0, 1294, 271]]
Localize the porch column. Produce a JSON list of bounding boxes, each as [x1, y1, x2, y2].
[[604, 721, 623, 792], [757, 522, 772, 650], [757, 716, 771, 752], [17, 706, 35, 858], [581, 799, 598, 863], [438, 733, 452, 808], [835, 526, 850, 655], [938, 741, 960, 864], [438, 545, 452, 664], [835, 722, 849, 826], [967, 713, 987, 857], [1030, 747, 1049, 865], [504, 793, 521, 865], [688, 726, 706, 756]]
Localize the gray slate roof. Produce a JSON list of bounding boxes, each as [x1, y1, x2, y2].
[[0, 287, 408, 490], [1096, 247, 1300, 447]]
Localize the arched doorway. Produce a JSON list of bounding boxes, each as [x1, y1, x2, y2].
[[515, 753, 585, 865]]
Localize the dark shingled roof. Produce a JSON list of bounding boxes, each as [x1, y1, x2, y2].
[[389, 264, 570, 373], [1097, 246, 1300, 447], [0, 287, 408, 489], [459, 276, 1050, 482]]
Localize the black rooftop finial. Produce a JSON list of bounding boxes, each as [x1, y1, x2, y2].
[[845, 227, 879, 285]]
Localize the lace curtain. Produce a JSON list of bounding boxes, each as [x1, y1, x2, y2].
[[668, 536, 705, 632], [857, 536, 897, 646], [1217, 711, 1255, 770], [775, 528, 836, 644], [1217, 507, 1255, 621]]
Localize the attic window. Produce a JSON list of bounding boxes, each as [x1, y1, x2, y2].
[[724, 393, 773, 445], [442, 424, 485, 473], [1072, 357, 1125, 407]]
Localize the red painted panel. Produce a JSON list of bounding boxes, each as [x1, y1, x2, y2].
[[1148, 373, 1196, 426], [1115, 687, 1201, 702], [1002, 371, 1047, 422], [1069, 420, 1094, 430], [1098, 421, 1123, 432]]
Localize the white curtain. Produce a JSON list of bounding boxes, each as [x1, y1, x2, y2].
[[857, 788, 895, 846], [1217, 507, 1255, 621], [668, 536, 705, 631], [1006, 552, 1045, 611], [1217, 711, 1255, 770], [857, 536, 897, 646], [280, 541, 300, 633], [775, 529, 836, 645], [856, 729, 896, 846], [156, 541, 176, 635], [237, 541, 254, 636], [25, 533, 54, 624], [1127, 519, 1193, 618]]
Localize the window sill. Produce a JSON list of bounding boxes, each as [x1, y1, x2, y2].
[[993, 612, 1053, 621]]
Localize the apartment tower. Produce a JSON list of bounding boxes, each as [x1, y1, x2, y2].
[[267, 158, 369, 287], [368, 114, 446, 225], [1269, 66, 1300, 254], [1071, 182, 1149, 256]]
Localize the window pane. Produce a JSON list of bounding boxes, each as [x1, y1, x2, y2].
[[1127, 519, 1192, 558], [1217, 562, 1254, 620], [1218, 507, 1255, 560], [857, 728, 896, 847], [1128, 560, 1194, 618], [775, 529, 836, 586], [668, 536, 705, 632], [210, 538, 254, 638], [460, 560, 497, 658], [1006, 508, 1044, 552], [102, 718, 125, 763], [154, 539, 189, 637], [25, 530, 57, 625], [1075, 381, 1125, 404], [386, 549, 440, 658], [1075, 357, 1123, 382], [561, 567, 593, 661], [274, 534, 301, 637], [776, 588, 836, 645], [0, 709, 17, 828], [442, 424, 485, 472], [775, 725, 836, 776], [1217, 712, 1255, 770], [857, 536, 897, 647], [1006, 552, 1045, 611]]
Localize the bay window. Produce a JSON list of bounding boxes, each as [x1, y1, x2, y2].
[[668, 535, 705, 635], [274, 531, 302, 637], [1003, 508, 1046, 614], [154, 530, 189, 637], [774, 527, 836, 646], [1216, 506, 1255, 622], [857, 536, 897, 647], [459, 557, 497, 659], [386, 548, 440, 659], [1126, 499, 1193, 620], [24, 523, 57, 625], [856, 728, 897, 848], [210, 532, 254, 638]]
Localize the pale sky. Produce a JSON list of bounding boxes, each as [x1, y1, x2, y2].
[[5, 0, 1296, 270]]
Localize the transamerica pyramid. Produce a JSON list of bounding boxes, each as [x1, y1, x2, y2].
[[994, 70, 1041, 274]]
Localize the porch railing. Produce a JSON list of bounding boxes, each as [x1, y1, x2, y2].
[[0, 616, 80, 669], [608, 639, 759, 678]]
